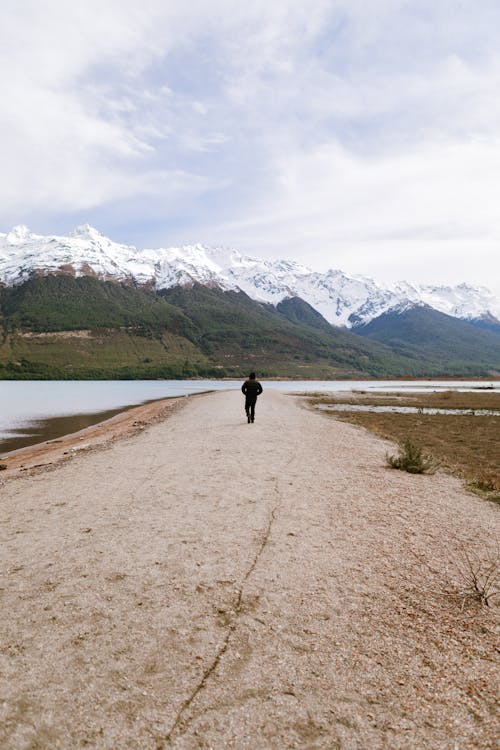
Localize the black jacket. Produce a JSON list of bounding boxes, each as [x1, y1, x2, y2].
[[241, 379, 263, 400]]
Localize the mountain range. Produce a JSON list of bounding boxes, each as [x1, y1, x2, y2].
[[1, 224, 499, 329], [0, 225, 499, 379]]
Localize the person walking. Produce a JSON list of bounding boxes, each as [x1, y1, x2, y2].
[[241, 372, 263, 423]]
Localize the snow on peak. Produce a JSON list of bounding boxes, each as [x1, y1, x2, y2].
[[0, 225, 498, 327], [69, 224, 103, 239], [6, 225, 33, 243]]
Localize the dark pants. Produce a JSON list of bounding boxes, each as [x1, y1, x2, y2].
[[245, 397, 257, 421]]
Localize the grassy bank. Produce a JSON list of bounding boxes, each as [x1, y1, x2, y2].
[[310, 390, 500, 502], [0, 329, 370, 381]]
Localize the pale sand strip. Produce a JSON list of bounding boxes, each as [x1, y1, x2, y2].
[[0, 389, 498, 749]]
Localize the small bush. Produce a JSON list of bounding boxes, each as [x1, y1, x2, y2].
[[0, 464, 7, 471], [454, 549, 499, 608], [386, 437, 437, 474]]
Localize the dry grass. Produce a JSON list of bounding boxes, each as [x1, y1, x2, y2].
[[311, 390, 500, 502], [452, 548, 499, 608]]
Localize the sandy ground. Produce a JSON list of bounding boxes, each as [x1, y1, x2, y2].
[[0, 389, 498, 750]]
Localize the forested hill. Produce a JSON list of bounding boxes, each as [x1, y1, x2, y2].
[[0, 276, 498, 379]]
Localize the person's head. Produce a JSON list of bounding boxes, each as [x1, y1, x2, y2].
[[249, 372, 256, 380]]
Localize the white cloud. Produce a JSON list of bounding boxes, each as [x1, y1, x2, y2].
[[1, 1, 500, 295], [0, 0, 330, 215], [201, 135, 500, 293], [0, 0, 217, 217]]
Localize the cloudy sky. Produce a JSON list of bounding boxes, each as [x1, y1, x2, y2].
[[2, 0, 500, 294]]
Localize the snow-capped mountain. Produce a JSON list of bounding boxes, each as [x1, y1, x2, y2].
[[1, 225, 499, 328]]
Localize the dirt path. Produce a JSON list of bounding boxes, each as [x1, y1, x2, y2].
[[0, 390, 498, 749]]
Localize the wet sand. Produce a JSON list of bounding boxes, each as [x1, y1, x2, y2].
[[0, 395, 187, 480], [0, 389, 498, 749], [0, 405, 152, 455]]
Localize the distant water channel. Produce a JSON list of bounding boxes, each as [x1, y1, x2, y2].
[[317, 403, 500, 416], [0, 379, 498, 455]]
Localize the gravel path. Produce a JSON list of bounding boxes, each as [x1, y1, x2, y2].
[[1, 389, 498, 749]]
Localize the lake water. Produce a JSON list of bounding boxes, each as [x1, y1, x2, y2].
[[0, 379, 498, 454]]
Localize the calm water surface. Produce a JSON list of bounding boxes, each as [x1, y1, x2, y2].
[[0, 379, 498, 454]]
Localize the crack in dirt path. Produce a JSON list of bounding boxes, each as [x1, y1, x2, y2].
[[161, 482, 281, 747]]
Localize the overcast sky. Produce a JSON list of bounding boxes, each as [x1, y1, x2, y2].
[[2, 0, 500, 294]]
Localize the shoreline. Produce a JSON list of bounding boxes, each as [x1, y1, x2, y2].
[[0, 395, 188, 481], [1, 376, 498, 481]]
